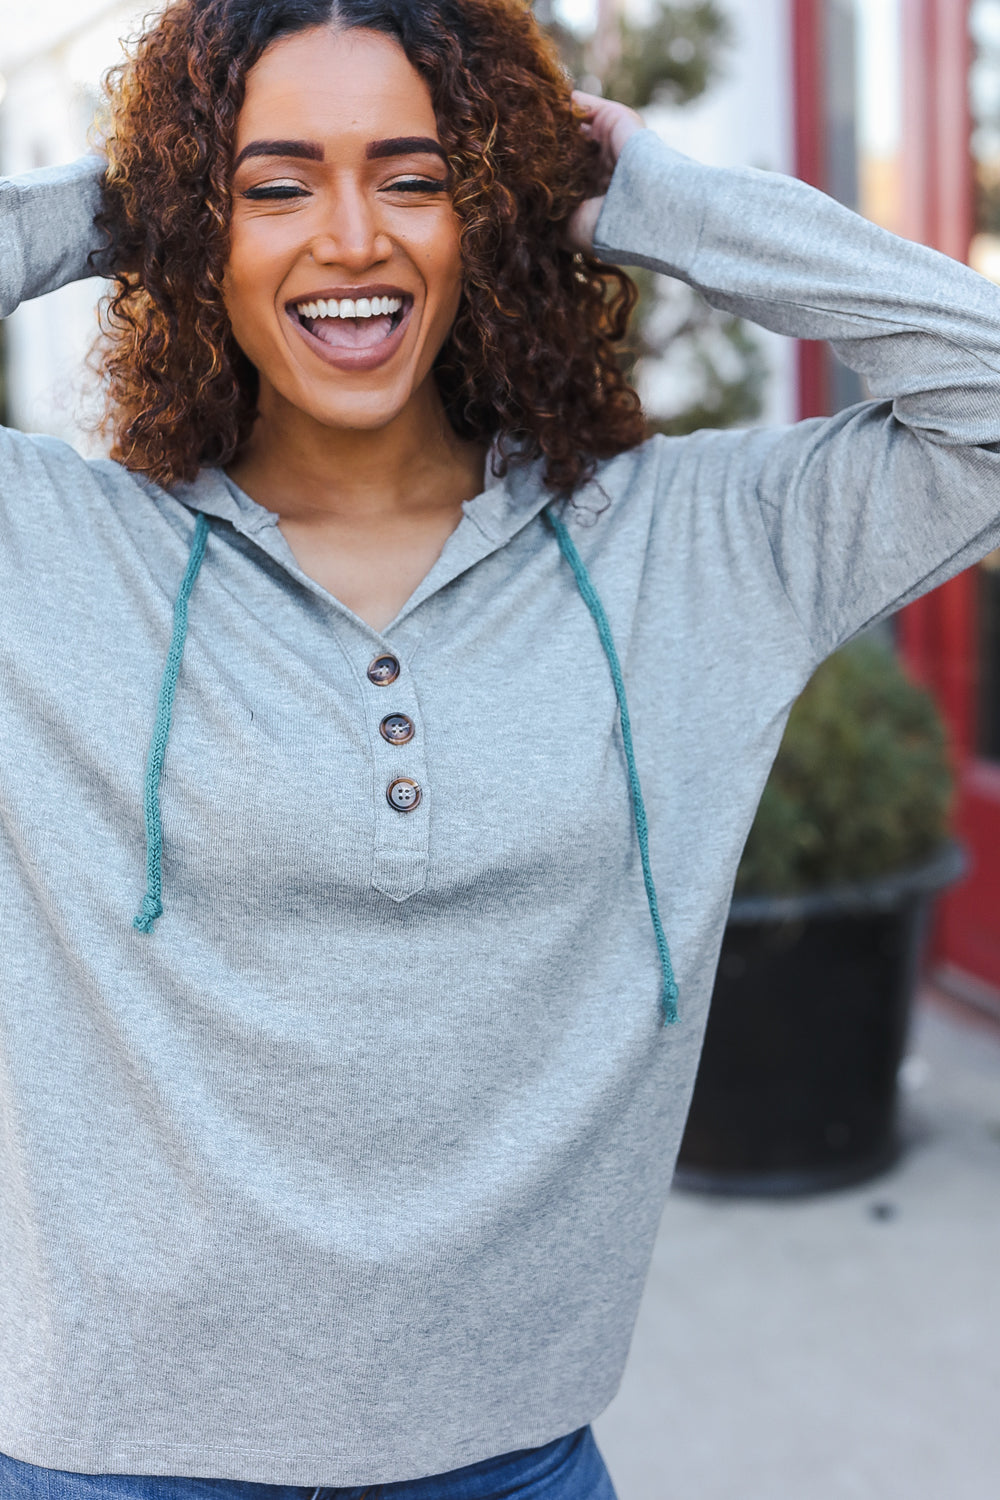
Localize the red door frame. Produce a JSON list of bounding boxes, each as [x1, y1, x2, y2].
[[791, 0, 831, 415], [791, 0, 1000, 1003], [896, 0, 976, 758], [897, 0, 1000, 1002]]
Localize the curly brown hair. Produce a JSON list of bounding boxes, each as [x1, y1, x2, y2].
[[95, 0, 646, 495]]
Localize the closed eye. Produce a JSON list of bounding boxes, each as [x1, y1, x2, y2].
[[386, 177, 449, 194], [241, 182, 309, 200]]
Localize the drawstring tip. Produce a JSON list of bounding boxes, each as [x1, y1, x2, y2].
[[133, 895, 163, 933], [661, 986, 679, 1026]]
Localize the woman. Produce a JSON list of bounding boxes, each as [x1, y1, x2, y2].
[[1, 0, 999, 1496]]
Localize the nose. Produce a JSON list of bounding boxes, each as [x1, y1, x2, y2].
[[308, 179, 391, 272]]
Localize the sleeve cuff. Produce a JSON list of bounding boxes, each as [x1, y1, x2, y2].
[[592, 127, 709, 280], [0, 155, 107, 317]]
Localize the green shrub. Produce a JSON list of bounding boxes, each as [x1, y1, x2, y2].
[[735, 638, 954, 896]]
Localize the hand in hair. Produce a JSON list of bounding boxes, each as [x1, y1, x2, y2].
[[566, 91, 644, 254]]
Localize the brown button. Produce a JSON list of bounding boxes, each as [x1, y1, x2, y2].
[[367, 654, 400, 686], [380, 713, 415, 746], [386, 777, 421, 812]]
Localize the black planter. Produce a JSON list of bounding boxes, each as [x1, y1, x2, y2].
[[675, 842, 965, 1197]]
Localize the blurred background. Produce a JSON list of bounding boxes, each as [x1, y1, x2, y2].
[[1, 1, 998, 1496]]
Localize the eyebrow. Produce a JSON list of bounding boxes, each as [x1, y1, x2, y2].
[[234, 139, 324, 168], [365, 136, 447, 163], [233, 135, 447, 169]]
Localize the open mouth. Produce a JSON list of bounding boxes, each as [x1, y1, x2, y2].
[[290, 293, 412, 352]]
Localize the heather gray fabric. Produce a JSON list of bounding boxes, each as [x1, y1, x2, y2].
[[1, 129, 1000, 1487]]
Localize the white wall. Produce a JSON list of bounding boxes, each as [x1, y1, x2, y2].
[[642, 0, 796, 425], [557, 0, 798, 426], [0, 0, 142, 449]]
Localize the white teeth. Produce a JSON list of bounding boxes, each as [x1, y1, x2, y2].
[[297, 294, 405, 320]]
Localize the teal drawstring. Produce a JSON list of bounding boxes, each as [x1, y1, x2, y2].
[[544, 506, 679, 1025], [133, 512, 210, 933]]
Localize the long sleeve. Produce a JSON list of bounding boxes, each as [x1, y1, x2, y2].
[[594, 129, 1000, 658], [0, 156, 106, 319]]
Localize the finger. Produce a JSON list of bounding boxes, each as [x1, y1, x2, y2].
[[566, 194, 604, 254], [571, 89, 604, 116]]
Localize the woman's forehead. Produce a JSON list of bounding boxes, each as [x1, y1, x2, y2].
[[236, 26, 439, 150]]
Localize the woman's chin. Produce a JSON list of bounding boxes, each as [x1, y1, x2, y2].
[[246, 342, 448, 442], [278, 382, 422, 437]]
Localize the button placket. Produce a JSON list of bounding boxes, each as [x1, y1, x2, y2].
[[366, 651, 428, 902]]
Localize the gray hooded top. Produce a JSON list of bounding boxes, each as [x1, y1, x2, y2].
[[1, 132, 999, 1486]]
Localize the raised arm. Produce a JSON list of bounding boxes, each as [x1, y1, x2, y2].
[[574, 98, 1000, 659], [0, 156, 106, 319]]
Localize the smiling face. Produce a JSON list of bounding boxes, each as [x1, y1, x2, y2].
[[224, 25, 463, 437]]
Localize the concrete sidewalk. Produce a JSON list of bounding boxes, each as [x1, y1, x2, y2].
[[593, 995, 1000, 1500]]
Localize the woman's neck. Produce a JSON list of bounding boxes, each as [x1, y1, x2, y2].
[[226, 380, 486, 523], [224, 381, 489, 632]]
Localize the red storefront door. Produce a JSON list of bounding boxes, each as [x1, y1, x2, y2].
[[897, 0, 1000, 1005], [792, 0, 1000, 1009]]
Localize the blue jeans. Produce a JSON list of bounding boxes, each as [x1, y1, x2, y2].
[[0, 1428, 617, 1499]]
